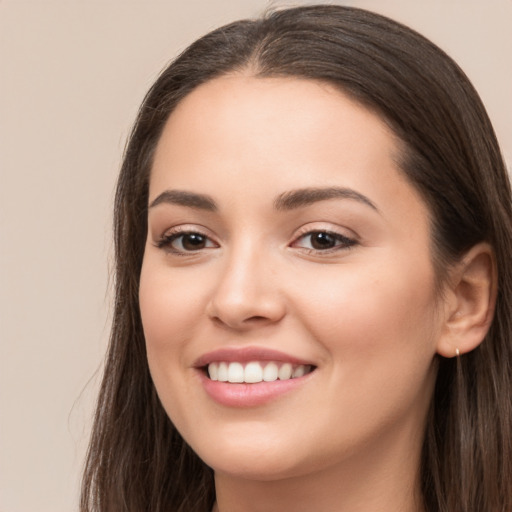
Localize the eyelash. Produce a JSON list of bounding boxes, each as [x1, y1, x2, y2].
[[156, 226, 357, 256], [156, 228, 217, 256], [291, 229, 357, 254]]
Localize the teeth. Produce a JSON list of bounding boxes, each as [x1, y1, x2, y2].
[[208, 362, 218, 381], [292, 365, 306, 378], [244, 362, 263, 383], [278, 363, 292, 380], [263, 362, 278, 382], [217, 362, 228, 382], [227, 362, 244, 383], [207, 361, 312, 384]]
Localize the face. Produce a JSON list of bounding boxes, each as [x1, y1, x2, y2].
[[139, 75, 443, 481]]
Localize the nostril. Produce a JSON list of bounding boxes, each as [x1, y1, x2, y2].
[[210, 313, 279, 330], [206, 291, 287, 329]]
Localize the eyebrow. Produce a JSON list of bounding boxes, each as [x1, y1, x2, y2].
[[148, 186, 378, 213], [149, 190, 218, 211], [274, 187, 378, 212]]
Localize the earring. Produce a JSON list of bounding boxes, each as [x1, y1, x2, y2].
[[455, 348, 460, 357]]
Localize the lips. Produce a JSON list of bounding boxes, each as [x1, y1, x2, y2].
[[194, 347, 316, 407], [194, 346, 314, 367]]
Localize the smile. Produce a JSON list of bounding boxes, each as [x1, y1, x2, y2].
[[208, 361, 314, 383], [195, 347, 317, 406]]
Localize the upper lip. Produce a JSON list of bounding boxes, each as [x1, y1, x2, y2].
[[193, 346, 315, 368]]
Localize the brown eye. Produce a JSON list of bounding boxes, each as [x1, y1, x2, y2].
[[309, 232, 338, 250], [158, 231, 217, 253], [179, 233, 208, 250], [293, 230, 356, 252]]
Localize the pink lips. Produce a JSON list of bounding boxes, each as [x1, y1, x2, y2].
[[194, 347, 315, 408]]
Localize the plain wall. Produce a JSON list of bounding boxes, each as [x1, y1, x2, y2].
[[1, 1, 510, 511]]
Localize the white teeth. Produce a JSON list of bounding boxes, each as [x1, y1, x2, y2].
[[263, 362, 278, 382], [292, 365, 306, 378], [278, 363, 292, 380], [244, 362, 263, 383], [206, 361, 311, 383], [217, 362, 228, 382], [227, 362, 244, 383], [208, 362, 218, 381]]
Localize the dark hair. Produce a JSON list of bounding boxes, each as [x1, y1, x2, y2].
[[81, 5, 512, 511]]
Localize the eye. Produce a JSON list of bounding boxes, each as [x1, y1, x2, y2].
[[157, 230, 218, 253], [292, 230, 356, 252]]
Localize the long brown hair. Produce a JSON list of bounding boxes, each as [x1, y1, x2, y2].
[[81, 6, 512, 511]]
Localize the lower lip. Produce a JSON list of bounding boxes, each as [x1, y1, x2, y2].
[[198, 370, 312, 407]]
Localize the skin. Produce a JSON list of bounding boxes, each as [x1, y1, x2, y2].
[[139, 75, 464, 511]]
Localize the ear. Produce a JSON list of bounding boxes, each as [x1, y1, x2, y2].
[[436, 243, 497, 358]]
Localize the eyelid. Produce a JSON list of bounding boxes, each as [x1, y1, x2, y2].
[[290, 224, 358, 253], [292, 222, 358, 241], [154, 225, 219, 254]]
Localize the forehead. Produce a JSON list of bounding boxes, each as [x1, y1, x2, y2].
[[152, 75, 399, 185], [150, 75, 429, 231], [162, 75, 392, 148]]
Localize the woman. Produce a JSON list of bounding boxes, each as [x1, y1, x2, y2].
[[81, 5, 512, 511]]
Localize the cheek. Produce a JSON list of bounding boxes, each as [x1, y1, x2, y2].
[[139, 260, 200, 418], [139, 260, 196, 393], [287, 258, 440, 450], [139, 258, 205, 347], [138, 256, 223, 415], [292, 254, 440, 376]]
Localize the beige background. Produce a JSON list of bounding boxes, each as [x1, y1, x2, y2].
[[0, 1, 510, 511]]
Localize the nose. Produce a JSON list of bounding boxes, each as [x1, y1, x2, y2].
[[206, 247, 286, 331]]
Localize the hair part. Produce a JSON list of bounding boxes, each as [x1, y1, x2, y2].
[[82, 5, 512, 511]]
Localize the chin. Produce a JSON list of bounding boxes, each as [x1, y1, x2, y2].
[[188, 430, 308, 481], [191, 430, 338, 483], [208, 455, 307, 482]]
